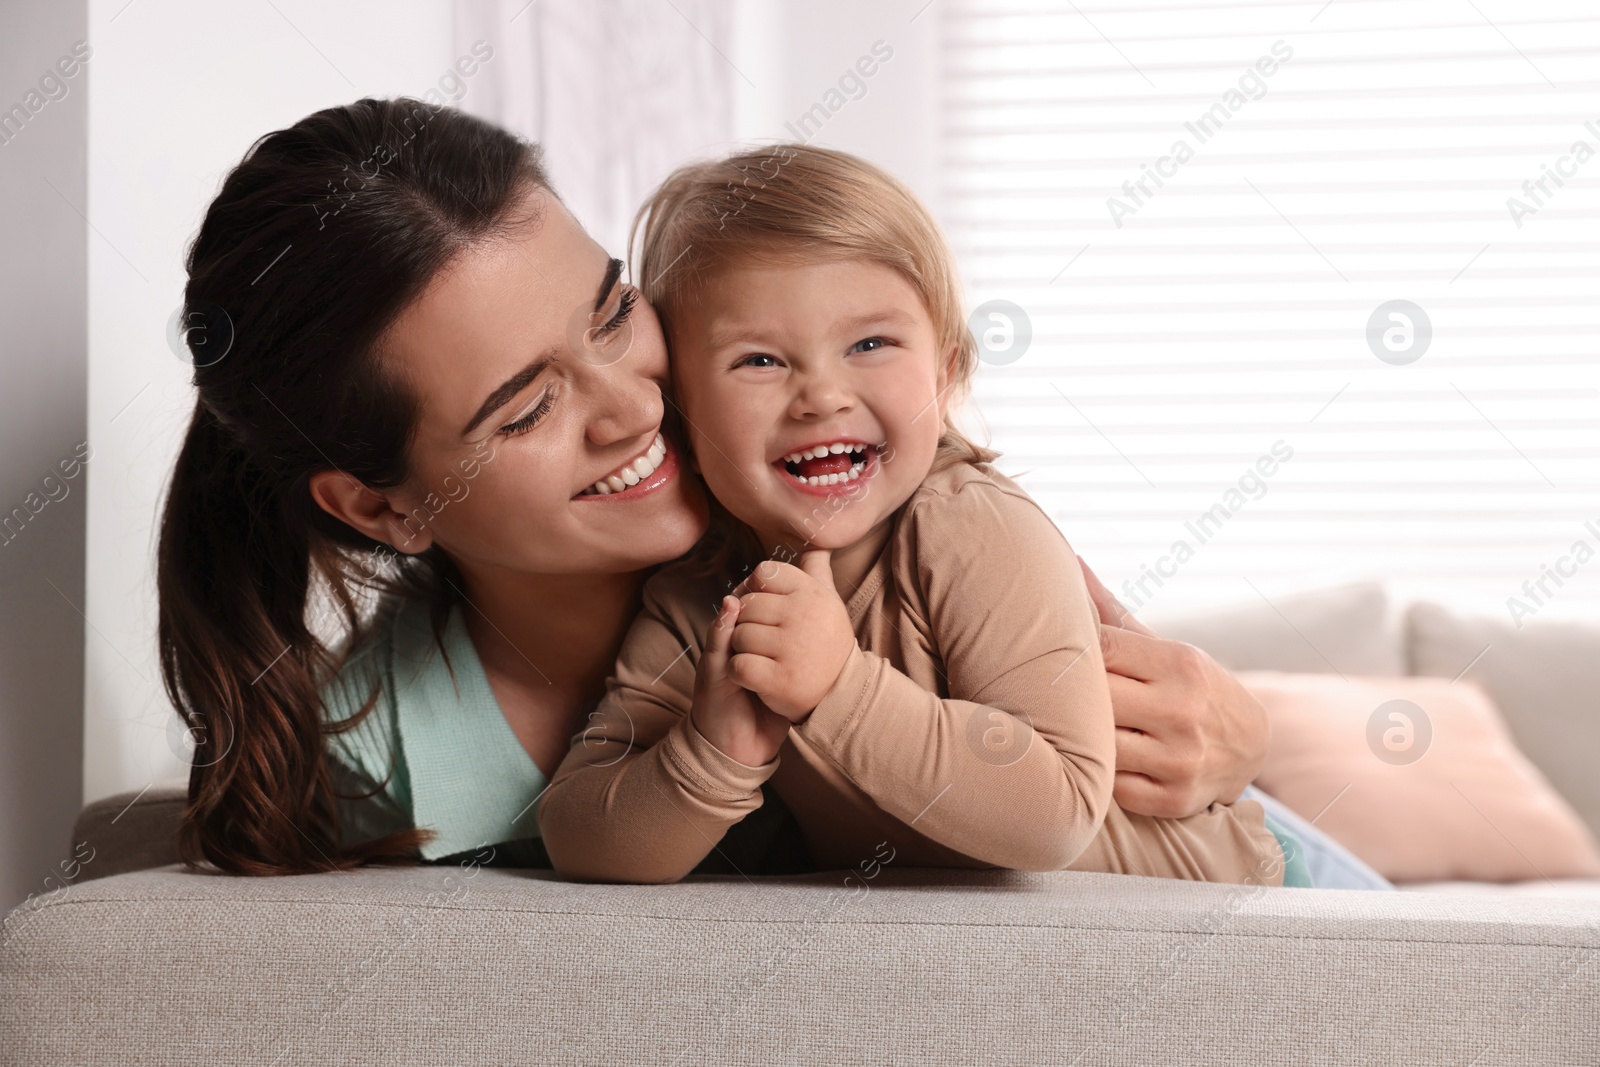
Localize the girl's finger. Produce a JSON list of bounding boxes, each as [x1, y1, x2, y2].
[[741, 560, 804, 595], [727, 651, 779, 695], [701, 596, 740, 678], [730, 620, 786, 658], [797, 549, 835, 589], [732, 591, 788, 627]]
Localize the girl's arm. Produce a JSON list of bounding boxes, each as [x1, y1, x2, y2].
[[537, 575, 783, 884], [728, 479, 1118, 872]]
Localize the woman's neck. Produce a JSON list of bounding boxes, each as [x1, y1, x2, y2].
[[456, 565, 648, 710]]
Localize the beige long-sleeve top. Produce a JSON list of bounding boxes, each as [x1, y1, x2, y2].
[[538, 461, 1282, 886]]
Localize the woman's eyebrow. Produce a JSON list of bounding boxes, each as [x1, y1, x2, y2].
[[460, 259, 621, 437], [462, 348, 558, 437], [594, 256, 623, 313]]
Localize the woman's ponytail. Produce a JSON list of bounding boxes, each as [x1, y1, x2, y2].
[[156, 98, 546, 874]]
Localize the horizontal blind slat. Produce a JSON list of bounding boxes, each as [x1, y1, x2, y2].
[[942, 0, 1600, 617]]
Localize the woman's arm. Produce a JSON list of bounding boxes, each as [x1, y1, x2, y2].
[[1078, 560, 1270, 819]]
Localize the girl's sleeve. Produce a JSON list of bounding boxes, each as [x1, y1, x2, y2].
[[791, 479, 1117, 871], [537, 573, 782, 883]]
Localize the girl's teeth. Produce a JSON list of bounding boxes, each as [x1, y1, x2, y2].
[[783, 442, 869, 464], [606, 474, 627, 492]]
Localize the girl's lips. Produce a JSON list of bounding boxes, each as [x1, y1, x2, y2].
[[773, 445, 879, 498], [574, 434, 680, 503]]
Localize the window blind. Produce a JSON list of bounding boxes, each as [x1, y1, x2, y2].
[[940, 0, 1600, 625]]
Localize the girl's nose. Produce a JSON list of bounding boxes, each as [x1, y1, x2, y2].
[[789, 372, 854, 421]]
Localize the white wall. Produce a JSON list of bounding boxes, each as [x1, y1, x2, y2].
[[0, 0, 88, 915], [85, 0, 455, 803], [732, 0, 943, 216]]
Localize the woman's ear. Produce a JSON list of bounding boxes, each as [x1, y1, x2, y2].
[[307, 469, 432, 554]]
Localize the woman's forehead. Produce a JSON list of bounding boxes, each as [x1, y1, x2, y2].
[[381, 194, 609, 433]]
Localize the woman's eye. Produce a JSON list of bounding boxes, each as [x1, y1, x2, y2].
[[851, 336, 888, 354], [593, 287, 638, 340], [736, 353, 780, 369], [498, 390, 556, 437]]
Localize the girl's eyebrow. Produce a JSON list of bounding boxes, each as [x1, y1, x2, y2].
[[707, 308, 915, 352], [832, 308, 916, 334]]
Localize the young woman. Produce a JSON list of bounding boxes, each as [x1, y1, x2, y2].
[[157, 97, 1370, 886]]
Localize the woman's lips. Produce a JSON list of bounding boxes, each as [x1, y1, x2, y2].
[[574, 434, 679, 503]]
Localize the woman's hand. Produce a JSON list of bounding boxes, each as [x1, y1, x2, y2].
[[1079, 559, 1270, 819], [690, 596, 791, 767]]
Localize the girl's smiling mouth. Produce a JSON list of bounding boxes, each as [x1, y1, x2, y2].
[[773, 439, 880, 495]]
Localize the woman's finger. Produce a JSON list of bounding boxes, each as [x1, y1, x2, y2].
[[1106, 671, 1162, 738], [1078, 557, 1156, 637], [1112, 724, 1182, 783], [1099, 623, 1168, 685], [1111, 771, 1192, 821]]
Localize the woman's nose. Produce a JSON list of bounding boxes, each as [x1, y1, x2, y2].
[[585, 364, 664, 447]]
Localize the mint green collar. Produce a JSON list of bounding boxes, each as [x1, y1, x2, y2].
[[389, 598, 547, 860]]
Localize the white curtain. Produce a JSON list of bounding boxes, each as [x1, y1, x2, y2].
[[942, 0, 1600, 619], [454, 0, 736, 259]]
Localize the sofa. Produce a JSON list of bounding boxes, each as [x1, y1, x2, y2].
[[4, 584, 1598, 1065]]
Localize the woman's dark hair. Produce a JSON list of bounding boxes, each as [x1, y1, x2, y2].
[[157, 98, 549, 875]]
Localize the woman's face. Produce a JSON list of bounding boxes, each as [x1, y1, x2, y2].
[[372, 187, 708, 578]]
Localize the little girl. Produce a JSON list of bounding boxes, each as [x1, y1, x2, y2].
[[538, 145, 1307, 887]]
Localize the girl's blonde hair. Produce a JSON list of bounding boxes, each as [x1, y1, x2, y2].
[[631, 143, 997, 476]]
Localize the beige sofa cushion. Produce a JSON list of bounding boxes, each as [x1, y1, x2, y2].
[[69, 779, 185, 883], [1246, 672, 1600, 883], [1407, 602, 1600, 838], [1145, 582, 1404, 677]]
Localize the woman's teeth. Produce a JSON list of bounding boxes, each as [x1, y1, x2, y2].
[[579, 433, 666, 496], [781, 441, 871, 486]]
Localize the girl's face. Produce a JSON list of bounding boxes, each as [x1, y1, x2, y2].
[[667, 257, 951, 554], [369, 188, 708, 578]]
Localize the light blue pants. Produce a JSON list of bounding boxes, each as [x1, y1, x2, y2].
[[1242, 785, 1394, 890]]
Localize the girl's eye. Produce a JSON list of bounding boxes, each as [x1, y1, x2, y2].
[[593, 287, 638, 340], [736, 353, 780, 369], [498, 390, 556, 437], [851, 336, 889, 354]]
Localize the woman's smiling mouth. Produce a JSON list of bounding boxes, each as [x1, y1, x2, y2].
[[575, 432, 677, 501]]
